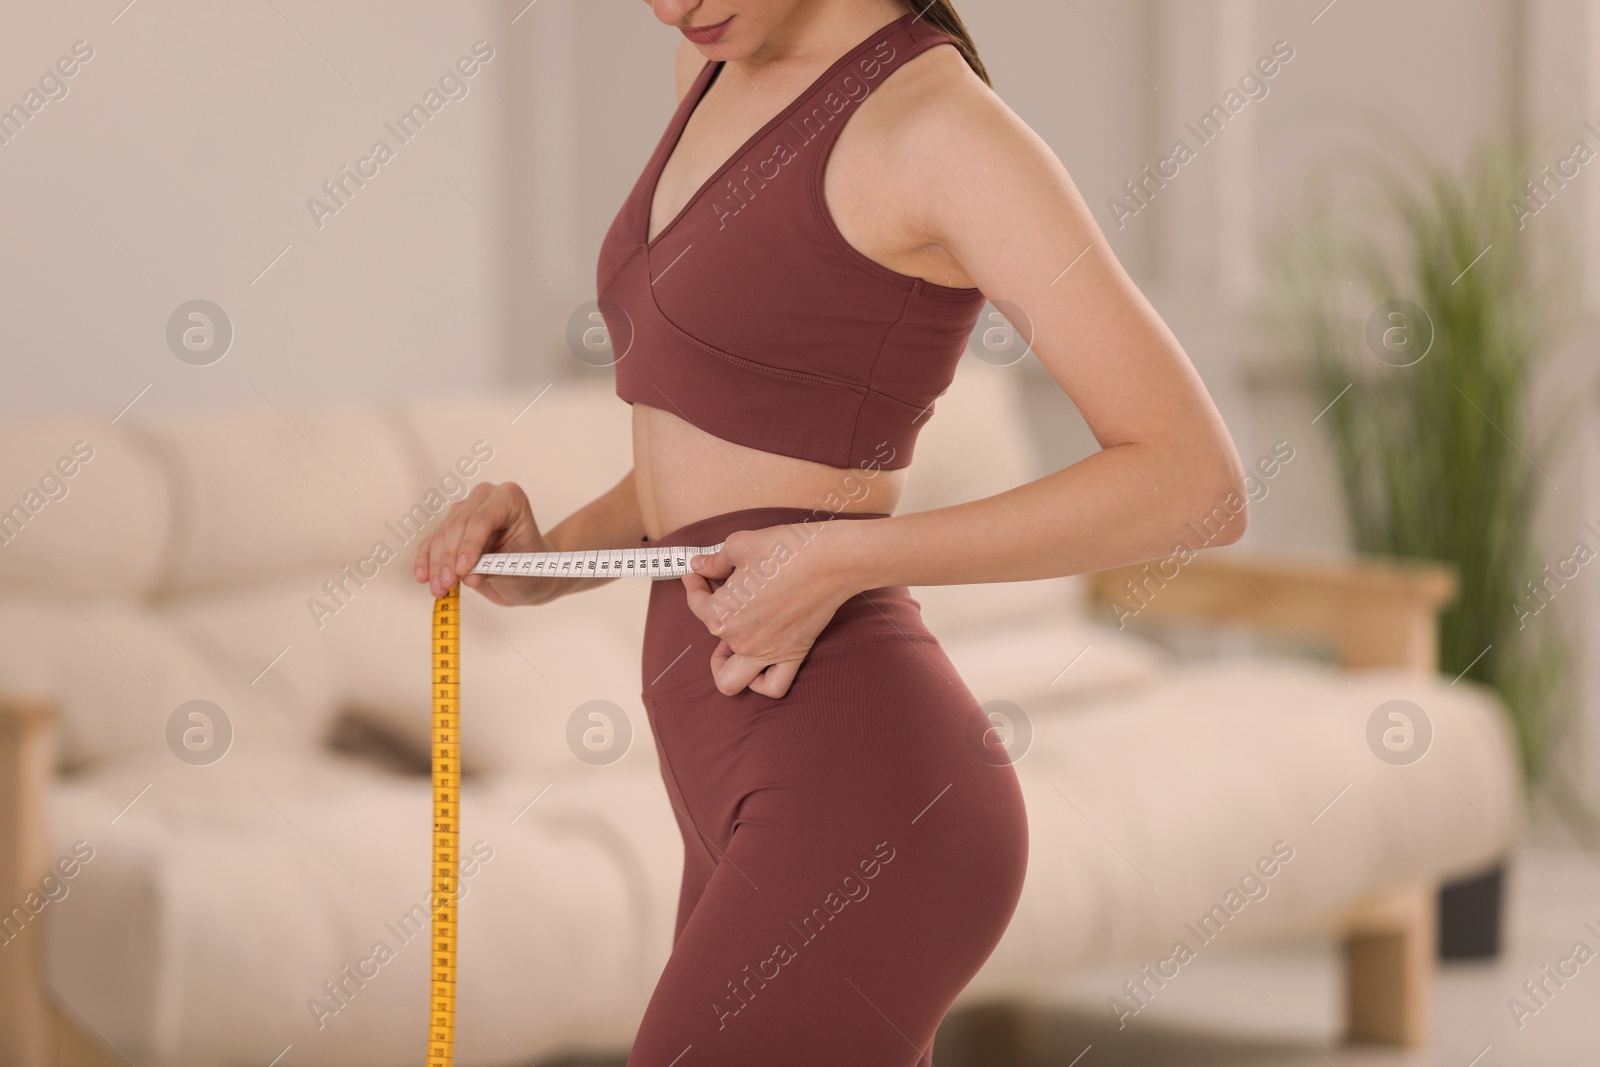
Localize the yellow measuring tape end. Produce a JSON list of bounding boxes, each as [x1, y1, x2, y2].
[[427, 585, 460, 1067]]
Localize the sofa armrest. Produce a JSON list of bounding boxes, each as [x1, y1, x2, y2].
[[1, 697, 53, 1067], [1086, 550, 1458, 671]]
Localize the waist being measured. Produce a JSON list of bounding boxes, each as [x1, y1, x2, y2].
[[632, 402, 907, 540]]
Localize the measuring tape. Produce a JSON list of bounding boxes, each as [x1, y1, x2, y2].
[[470, 543, 725, 580], [427, 586, 460, 1067], [424, 544, 721, 1065]]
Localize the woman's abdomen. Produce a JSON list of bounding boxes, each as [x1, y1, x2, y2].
[[631, 401, 906, 540]]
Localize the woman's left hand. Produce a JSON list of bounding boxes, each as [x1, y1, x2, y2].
[[680, 521, 856, 698]]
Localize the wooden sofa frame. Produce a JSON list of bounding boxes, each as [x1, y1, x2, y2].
[[2, 550, 1464, 1064]]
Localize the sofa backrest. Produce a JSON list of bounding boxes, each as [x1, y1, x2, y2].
[[898, 357, 1043, 513], [0, 357, 1066, 772], [0, 356, 1043, 599]]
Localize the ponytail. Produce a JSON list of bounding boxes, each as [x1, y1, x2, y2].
[[906, 1, 991, 87]]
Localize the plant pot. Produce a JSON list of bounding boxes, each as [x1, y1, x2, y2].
[[1437, 859, 1506, 959]]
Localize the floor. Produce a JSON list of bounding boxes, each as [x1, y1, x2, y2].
[[550, 822, 1600, 1067]]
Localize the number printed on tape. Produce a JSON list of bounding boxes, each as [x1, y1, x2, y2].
[[471, 544, 723, 580]]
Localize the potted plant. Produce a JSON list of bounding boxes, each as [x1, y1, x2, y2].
[[1267, 133, 1586, 957]]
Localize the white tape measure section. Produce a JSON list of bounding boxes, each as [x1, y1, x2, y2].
[[470, 544, 725, 580]]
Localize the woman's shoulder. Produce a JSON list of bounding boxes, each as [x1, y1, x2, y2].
[[842, 41, 1062, 250], [864, 42, 1033, 171]]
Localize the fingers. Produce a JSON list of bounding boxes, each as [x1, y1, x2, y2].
[[710, 649, 801, 698], [708, 636, 732, 677], [681, 532, 808, 696], [748, 659, 799, 699], [709, 644, 767, 697], [419, 482, 526, 597], [681, 533, 753, 626], [707, 636, 804, 698], [680, 572, 730, 634], [453, 484, 522, 574], [426, 483, 492, 596], [689, 547, 735, 580]]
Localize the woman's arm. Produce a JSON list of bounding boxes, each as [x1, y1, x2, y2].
[[414, 467, 647, 605], [681, 82, 1249, 695], [675, 52, 1250, 698], [818, 71, 1249, 591]]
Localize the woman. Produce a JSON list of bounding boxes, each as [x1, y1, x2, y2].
[[415, 1, 1247, 1062]]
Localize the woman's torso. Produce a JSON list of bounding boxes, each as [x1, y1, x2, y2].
[[631, 403, 907, 539], [611, 15, 982, 539]]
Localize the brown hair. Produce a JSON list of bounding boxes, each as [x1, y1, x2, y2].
[[905, 1, 990, 87]]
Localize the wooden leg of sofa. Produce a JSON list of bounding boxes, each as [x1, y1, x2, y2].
[[1, 700, 54, 1067], [1341, 882, 1436, 1046]]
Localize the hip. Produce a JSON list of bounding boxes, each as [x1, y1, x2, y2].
[[635, 507, 1023, 808]]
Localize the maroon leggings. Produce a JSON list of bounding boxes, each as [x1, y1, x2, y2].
[[626, 506, 1029, 1067]]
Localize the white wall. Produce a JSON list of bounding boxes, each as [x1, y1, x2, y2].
[[0, 0, 511, 414]]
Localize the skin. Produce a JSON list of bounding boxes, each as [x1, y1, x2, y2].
[[415, 0, 1249, 699]]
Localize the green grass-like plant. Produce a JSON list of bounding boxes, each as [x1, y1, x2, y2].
[[1270, 134, 1576, 790]]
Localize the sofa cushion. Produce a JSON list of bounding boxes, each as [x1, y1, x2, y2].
[[304, 570, 662, 779], [128, 404, 427, 596], [962, 655, 1523, 1000], [41, 655, 1525, 1062], [934, 610, 1165, 712], [45, 748, 681, 1065], [911, 572, 1165, 708], [0, 596, 329, 771]]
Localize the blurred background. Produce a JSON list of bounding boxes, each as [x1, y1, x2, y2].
[[2, 1, 1598, 1065]]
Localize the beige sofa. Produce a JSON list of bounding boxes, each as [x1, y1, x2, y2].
[[0, 360, 1522, 1066]]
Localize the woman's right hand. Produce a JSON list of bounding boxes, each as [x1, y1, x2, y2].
[[413, 481, 560, 606]]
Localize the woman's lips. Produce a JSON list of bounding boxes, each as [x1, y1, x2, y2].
[[681, 15, 731, 44]]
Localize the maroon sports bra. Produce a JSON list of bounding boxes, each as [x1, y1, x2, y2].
[[596, 10, 987, 472]]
